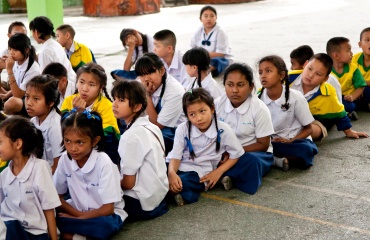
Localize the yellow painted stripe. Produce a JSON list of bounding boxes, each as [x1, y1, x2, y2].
[[202, 193, 370, 235]]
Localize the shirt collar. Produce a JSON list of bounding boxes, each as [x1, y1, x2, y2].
[[16, 57, 30, 71], [262, 85, 286, 106], [201, 23, 219, 36], [168, 50, 180, 70], [130, 115, 149, 128], [190, 119, 217, 139], [71, 148, 98, 173], [34, 109, 58, 132], [224, 94, 252, 114], [201, 73, 213, 88], [6, 155, 36, 184]]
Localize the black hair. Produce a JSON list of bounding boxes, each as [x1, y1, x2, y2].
[[26, 75, 61, 115], [290, 45, 314, 66], [360, 27, 370, 40], [29, 16, 55, 39], [61, 110, 105, 158], [326, 37, 349, 55], [182, 47, 210, 88], [42, 62, 68, 79], [120, 28, 148, 63], [182, 88, 219, 159], [56, 24, 76, 39], [111, 80, 147, 131], [153, 29, 177, 49], [258, 55, 290, 110], [135, 53, 167, 102], [223, 62, 254, 86], [0, 116, 44, 158], [8, 33, 37, 83], [7, 21, 26, 34], [200, 5, 217, 17], [76, 62, 112, 101], [309, 53, 334, 76]]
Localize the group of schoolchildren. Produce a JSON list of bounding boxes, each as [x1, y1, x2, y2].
[[0, 4, 369, 240]]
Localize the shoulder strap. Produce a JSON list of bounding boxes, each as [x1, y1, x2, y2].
[[143, 125, 165, 156]]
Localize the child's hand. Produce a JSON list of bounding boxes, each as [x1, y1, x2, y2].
[[125, 35, 136, 49], [0, 58, 5, 70], [200, 169, 223, 191], [344, 94, 354, 102], [72, 96, 86, 111], [272, 137, 292, 143], [344, 129, 369, 139], [168, 172, 182, 193], [141, 80, 155, 95], [5, 56, 14, 72]]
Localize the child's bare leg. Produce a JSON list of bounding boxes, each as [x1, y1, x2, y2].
[[4, 97, 23, 115]]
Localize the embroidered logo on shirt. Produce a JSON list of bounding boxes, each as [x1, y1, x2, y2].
[[219, 117, 225, 122], [242, 122, 252, 125], [91, 183, 99, 187], [65, 174, 71, 177]]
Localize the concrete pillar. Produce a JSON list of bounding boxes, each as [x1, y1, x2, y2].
[[26, 0, 64, 29]]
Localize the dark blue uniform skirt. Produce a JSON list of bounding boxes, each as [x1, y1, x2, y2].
[[123, 195, 169, 222], [5, 220, 49, 240], [177, 151, 274, 203], [56, 214, 123, 240], [161, 127, 176, 155], [111, 69, 137, 80], [272, 139, 318, 167], [210, 57, 229, 76]]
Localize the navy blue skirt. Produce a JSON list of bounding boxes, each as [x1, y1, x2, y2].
[[123, 195, 169, 222], [272, 138, 318, 167], [5, 220, 49, 240]]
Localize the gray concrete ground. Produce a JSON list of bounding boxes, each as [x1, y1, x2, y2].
[[1, 0, 370, 239]]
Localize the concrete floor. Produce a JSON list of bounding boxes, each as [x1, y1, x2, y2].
[[0, 0, 370, 239]]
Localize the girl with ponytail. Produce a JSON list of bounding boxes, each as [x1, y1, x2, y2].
[[112, 80, 169, 221], [167, 88, 244, 206], [258, 55, 318, 171], [182, 47, 223, 99]]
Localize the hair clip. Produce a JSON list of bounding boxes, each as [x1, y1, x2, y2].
[[217, 129, 224, 144], [83, 109, 101, 121], [187, 89, 193, 94], [61, 107, 78, 120]]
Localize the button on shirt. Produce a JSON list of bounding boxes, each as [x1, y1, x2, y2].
[[215, 94, 274, 153], [167, 120, 244, 178], [53, 149, 127, 221], [259, 86, 314, 140], [0, 156, 61, 235]]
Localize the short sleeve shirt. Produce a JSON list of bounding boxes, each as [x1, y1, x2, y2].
[[13, 57, 40, 91]]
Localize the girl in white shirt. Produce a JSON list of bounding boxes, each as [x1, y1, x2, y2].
[[2, 33, 40, 116], [183, 47, 224, 99], [0, 116, 60, 240], [190, 6, 233, 76], [26, 75, 63, 174], [258, 55, 318, 171], [135, 53, 186, 155], [111, 28, 154, 80], [215, 63, 275, 194], [53, 110, 126, 240], [167, 88, 245, 206], [112, 80, 169, 221]]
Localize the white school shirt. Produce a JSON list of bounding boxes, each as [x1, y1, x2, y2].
[[215, 94, 274, 153], [259, 86, 314, 140], [167, 120, 244, 178], [131, 34, 154, 64], [53, 149, 128, 221], [38, 38, 76, 83], [162, 50, 189, 87], [186, 72, 224, 99], [58, 79, 76, 109], [190, 24, 233, 61], [119, 116, 169, 211], [290, 75, 320, 101], [30, 109, 63, 166], [151, 74, 187, 127], [13, 57, 40, 91], [0, 219, 5, 240], [0, 156, 61, 235]]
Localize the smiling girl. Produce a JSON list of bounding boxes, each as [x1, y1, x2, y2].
[[215, 63, 274, 194], [60, 63, 120, 165]]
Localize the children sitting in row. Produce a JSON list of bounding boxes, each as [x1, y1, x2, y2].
[[56, 24, 95, 72]]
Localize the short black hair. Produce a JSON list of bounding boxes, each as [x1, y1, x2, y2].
[[309, 53, 333, 76], [29, 16, 55, 39], [153, 29, 176, 49], [290, 45, 314, 66], [360, 27, 370, 40], [8, 21, 26, 34], [42, 62, 68, 79], [56, 24, 76, 39], [326, 37, 349, 55]]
